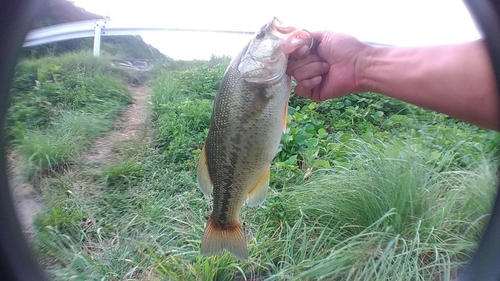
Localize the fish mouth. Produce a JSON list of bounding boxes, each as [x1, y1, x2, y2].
[[270, 17, 313, 55], [238, 18, 314, 85], [272, 17, 297, 34]]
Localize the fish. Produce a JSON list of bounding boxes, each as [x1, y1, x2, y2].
[[197, 17, 313, 261]]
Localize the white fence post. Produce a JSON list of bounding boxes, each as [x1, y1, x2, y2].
[[93, 20, 104, 57]]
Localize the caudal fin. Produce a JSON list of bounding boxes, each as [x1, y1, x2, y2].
[[200, 217, 248, 261]]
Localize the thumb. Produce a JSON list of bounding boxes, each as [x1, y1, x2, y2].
[[311, 31, 325, 43], [308, 31, 328, 54]]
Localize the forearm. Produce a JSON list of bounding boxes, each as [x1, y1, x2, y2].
[[358, 40, 500, 130]]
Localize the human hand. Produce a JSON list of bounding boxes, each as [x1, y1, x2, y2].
[[287, 31, 369, 101]]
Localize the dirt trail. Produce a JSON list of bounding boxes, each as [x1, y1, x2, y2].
[[8, 84, 151, 238], [83, 84, 151, 166]]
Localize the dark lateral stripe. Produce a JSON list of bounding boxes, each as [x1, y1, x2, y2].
[[219, 119, 247, 223]]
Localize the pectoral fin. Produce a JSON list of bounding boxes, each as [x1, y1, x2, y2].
[[282, 104, 288, 133], [197, 144, 213, 198], [246, 167, 270, 207]]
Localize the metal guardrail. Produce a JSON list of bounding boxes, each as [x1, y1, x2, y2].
[[23, 20, 255, 57], [23, 20, 392, 58], [23, 19, 98, 48]]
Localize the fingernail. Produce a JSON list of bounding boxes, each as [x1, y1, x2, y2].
[[311, 76, 322, 84], [298, 45, 309, 57], [322, 63, 329, 70]]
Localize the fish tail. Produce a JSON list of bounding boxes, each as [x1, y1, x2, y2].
[[201, 216, 248, 261]]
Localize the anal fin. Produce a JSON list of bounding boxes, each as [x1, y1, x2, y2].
[[197, 144, 213, 198], [201, 217, 248, 261], [282, 78, 291, 133], [246, 167, 270, 207]]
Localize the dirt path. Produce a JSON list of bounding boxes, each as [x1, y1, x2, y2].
[[83, 84, 151, 166], [8, 84, 152, 238]]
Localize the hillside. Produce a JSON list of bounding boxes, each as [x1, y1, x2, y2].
[[22, 0, 167, 60]]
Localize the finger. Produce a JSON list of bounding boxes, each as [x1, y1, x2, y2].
[[311, 31, 326, 43], [287, 54, 325, 76], [293, 76, 322, 98], [311, 82, 324, 101], [306, 75, 329, 101], [288, 45, 310, 61], [290, 62, 330, 82], [319, 73, 340, 100]]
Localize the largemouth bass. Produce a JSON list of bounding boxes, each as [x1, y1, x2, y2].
[[197, 17, 312, 260]]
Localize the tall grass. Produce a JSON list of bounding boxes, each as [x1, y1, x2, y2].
[[8, 51, 133, 179], [262, 139, 496, 280], [17, 111, 113, 179]]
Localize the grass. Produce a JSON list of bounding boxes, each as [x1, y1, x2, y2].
[[33, 151, 494, 280], [266, 140, 495, 280], [17, 111, 112, 178], [8, 51, 133, 179], [7, 55, 499, 280]]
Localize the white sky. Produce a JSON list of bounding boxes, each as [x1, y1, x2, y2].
[[71, 0, 482, 60]]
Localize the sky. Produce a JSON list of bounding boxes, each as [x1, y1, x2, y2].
[[71, 0, 483, 60]]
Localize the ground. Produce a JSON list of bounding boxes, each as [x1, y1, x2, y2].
[[7, 84, 151, 239]]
